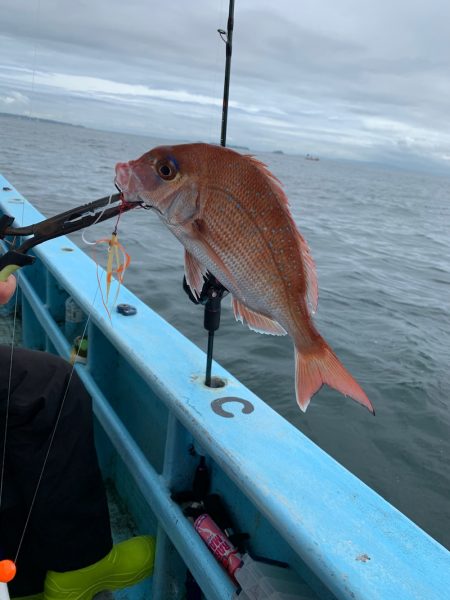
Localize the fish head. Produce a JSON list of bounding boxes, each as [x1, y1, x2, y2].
[[115, 144, 201, 224]]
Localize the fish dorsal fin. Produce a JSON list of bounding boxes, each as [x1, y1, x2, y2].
[[244, 155, 288, 206], [295, 230, 318, 315], [184, 250, 207, 299], [232, 296, 287, 336], [244, 155, 319, 315]]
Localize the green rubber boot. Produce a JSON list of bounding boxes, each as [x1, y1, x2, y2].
[[43, 535, 155, 600]]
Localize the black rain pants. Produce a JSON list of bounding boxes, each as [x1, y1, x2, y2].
[[0, 347, 112, 596]]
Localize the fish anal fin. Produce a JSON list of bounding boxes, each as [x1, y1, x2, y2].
[[184, 250, 207, 298], [232, 297, 287, 336]]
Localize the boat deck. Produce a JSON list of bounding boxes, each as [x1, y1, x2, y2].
[[100, 482, 143, 599]]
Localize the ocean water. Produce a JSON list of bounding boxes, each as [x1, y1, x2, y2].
[[1, 113, 449, 549]]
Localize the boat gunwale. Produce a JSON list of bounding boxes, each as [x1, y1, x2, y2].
[[1, 176, 449, 600]]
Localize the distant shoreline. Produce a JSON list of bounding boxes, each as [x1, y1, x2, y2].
[[2, 111, 448, 178], [0, 111, 86, 129]]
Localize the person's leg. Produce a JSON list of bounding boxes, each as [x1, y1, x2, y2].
[[0, 347, 112, 596], [1, 346, 155, 600]]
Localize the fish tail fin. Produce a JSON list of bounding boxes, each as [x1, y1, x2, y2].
[[294, 339, 374, 414]]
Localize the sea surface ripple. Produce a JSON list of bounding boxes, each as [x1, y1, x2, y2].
[[1, 114, 449, 549]]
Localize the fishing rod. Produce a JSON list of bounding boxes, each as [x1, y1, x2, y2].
[[183, 0, 234, 388], [219, 0, 235, 147], [203, 0, 234, 387]]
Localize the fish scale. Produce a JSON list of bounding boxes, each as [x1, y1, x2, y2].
[[115, 143, 374, 414], [203, 157, 305, 320]]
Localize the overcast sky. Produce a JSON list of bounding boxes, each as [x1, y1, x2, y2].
[[1, 0, 450, 172]]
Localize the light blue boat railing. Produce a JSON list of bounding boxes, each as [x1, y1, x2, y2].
[[1, 176, 449, 600]]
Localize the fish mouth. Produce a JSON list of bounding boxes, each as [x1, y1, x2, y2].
[[114, 162, 144, 204], [114, 161, 164, 216]]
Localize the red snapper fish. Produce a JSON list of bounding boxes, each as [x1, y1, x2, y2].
[[115, 143, 373, 414]]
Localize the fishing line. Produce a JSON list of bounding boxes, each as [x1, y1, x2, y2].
[[13, 194, 131, 561], [81, 192, 115, 245], [0, 0, 43, 514], [0, 0, 131, 581], [13, 362, 81, 563], [0, 261, 20, 511], [83, 198, 130, 320], [12, 193, 131, 560], [207, 0, 226, 143], [12, 266, 105, 564], [28, 0, 42, 126]]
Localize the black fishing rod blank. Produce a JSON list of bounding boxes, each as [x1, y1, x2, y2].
[[204, 0, 235, 386], [183, 0, 235, 388], [219, 0, 235, 147]]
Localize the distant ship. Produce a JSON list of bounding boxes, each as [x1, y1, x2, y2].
[[305, 153, 320, 161]]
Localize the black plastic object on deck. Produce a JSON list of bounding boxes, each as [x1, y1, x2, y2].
[[117, 303, 137, 316]]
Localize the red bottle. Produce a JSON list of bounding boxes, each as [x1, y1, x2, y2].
[[194, 514, 242, 577]]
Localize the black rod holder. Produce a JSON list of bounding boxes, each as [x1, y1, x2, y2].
[[205, 332, 215, 386], [182, 274, 228, 386], [203, 279, 228, 386]]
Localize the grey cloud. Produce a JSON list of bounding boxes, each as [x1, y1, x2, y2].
[[0, 0, 449, 172]]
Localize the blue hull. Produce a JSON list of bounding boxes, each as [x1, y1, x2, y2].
[[1, 176, 449, 600]]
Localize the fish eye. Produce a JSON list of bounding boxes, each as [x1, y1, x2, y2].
[[156, 160, 177, 181]]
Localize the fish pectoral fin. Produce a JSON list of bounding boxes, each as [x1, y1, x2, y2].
[[184, 250, 207, 298], [232, 297, 287, 336], [187, 219, 238, 291]]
